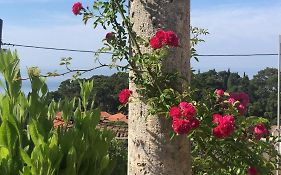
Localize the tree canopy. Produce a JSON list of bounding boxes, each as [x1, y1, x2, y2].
[[47, 72, 129, 114], [48, 67, 278, 124]]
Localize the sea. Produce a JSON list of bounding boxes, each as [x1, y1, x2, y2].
[[3, 67, 118, 94], [21, 79, 61, 93]]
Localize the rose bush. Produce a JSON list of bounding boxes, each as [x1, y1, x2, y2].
[[73, 1, 281, 174]]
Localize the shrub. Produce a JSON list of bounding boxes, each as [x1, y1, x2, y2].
[[0, 50, 117, 175]]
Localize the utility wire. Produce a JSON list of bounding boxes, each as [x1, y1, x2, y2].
[[197, 53, 278, 57], [1, 41, 279, 57], [1, 42, 114, 54]]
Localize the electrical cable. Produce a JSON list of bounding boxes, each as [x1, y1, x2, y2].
[[1, 41, 279, 57], [1, 42, 114, 54]]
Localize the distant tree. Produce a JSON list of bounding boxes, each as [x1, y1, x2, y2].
[[248, 67, 277, 124], [191, 69, 222, 90], [226, 72, 241, 92], [57, 79, 81, 100], [238, 74, 250, 93], [91, 72, 128, 114], [46, 91, 62, 103], [47, 72, 128, 114], [218, 69, 231, 90]]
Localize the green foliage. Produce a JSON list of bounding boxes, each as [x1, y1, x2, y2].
[[84, 0, 130, 67], [48, 72, 129, 114], [249, 68, 278, 124], [0, 50, 118, 175], [190, 26, 209, 62], [109, 139, 127, 175], [190, 89, 280, 175], [192, 68, 278, 124]]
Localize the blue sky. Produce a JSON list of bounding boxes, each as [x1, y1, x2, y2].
[[0, 0, 281, 90], [191, 0, 281, 77], [192, 0, 280, 8]]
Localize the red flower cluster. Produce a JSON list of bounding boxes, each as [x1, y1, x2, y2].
[[118, 89, 132, 104], [253, 123, 268, 140], [215, 89, 224, 96], [72, 2, 83, 16], [169, 102, 199, 135], [150, 30, 179, 49], [212, 114, 235, 139], [229, 92, 249, 115], [247, 166, 257, 175]]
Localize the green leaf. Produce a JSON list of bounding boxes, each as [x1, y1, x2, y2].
[[20, 166, 32, 175], [100, 154, 110, 170], [0, 121, 18, 152], [20, 148, 32, 167], [0, 147, 9, 160], [28, 119, 44, 146], [64, 146, 77, 175]]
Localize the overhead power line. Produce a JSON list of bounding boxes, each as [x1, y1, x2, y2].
[[197, 53, 278, 57], [1, 41, 279, 57], [1, 42, 113, 54]]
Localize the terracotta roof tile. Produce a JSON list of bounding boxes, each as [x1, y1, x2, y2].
[[108, 113, 128, 123], [100, 111, 111, 119], [98, 112, 128, 139]]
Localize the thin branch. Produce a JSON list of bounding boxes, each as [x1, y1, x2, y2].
[[18, 64, 108, 81]]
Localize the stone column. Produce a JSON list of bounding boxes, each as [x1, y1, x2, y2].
[[128, 0, 191, 175]]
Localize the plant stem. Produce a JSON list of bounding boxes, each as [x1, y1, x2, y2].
[[114, 0, 142, 56], [113, 0, 162, 94], [197, 138, 229, 172]]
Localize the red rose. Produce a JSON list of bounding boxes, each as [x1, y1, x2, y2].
[[213, 125, 233, 139], [150, 36, 163, 49], [215, 89, 224, 96], [219, 116, 235, 137], [170, 102, 199, 134], [155, 30, 166, 42], [106, 32, 115, 42], [212, 113, 222, 124], [72, 2, 83, 16], [213, 115, 235, 139], [190, 118, 200, 129], [172, 118, 191, 135], [247, 166, 257, 175], [118, 89, 132, 104], [213, 126, 223, 139], [179, 101, 189, 110], [169, 106, 181, 119], [254, 123, 268, 140], [150, 29, 179, 49], [164, 31, 179, 47], [182, 105, 196, 119], [179, 102, 196, 119]]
